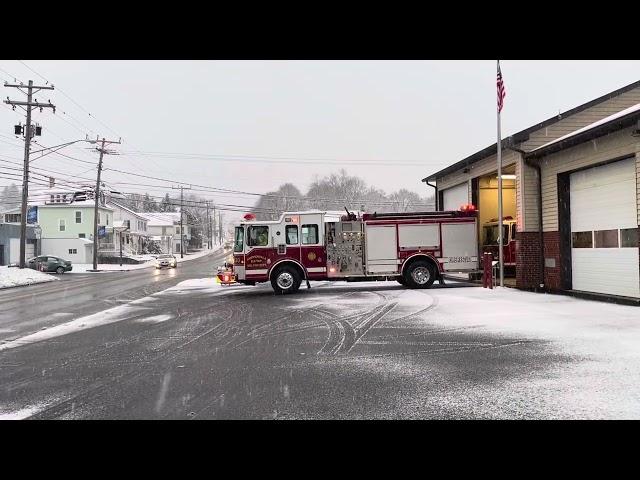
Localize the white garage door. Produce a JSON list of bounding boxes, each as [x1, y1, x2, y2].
[[9, 239, 34, 264], [442, 182, 469, 211], [570, 157, 639, 298]]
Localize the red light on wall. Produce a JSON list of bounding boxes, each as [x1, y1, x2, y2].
[[243, 213, 256, 221], [460, 203, 476, 212]]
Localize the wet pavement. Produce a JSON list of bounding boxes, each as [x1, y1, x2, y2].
[[1, 253, 639, 419]]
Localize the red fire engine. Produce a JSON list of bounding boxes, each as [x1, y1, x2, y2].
[[480, 216, 517, 268], [219, 206, 479, 294]]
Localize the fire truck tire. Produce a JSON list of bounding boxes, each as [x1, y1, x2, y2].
[[404, 260, 436, 289], [396, 277, 406, 285], [271, 265, 302, 294]]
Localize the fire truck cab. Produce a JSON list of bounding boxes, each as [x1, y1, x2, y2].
[[229, 208, 479, 294]]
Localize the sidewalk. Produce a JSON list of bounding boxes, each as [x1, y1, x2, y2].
[[69, 246, 225, 273]]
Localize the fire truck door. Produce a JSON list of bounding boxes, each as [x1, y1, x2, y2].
[[299, 214, 325, 275], [365, 224, 399, 274]]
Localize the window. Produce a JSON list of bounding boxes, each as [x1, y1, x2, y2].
[[286, 225, 299, 245], [59, 219, 66, 232], [621, 228, 638, 248], [234, 227, 244, 253], [75, 211, 82, 224], [6, 214, 20, 223], [572, 231, 592, 248], [175, 243, 181, 253], [302, 224, 319, 245], [511, 224, 517, 242], [483, 225, 509, 246], [176, 226, 181, 234], [594, 229, 618, 248], [68, 249, 77, 255], [97, 213, 101, 224], [247, 226, 269, 247], [106, 215, 109, 226], [79, 233, 86, 239], [124, 220, 130, 229]]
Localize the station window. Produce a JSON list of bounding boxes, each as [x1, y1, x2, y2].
[[572, 231, 592, 248], [620, 228, 638, 248], [594, 229, 618, 248]]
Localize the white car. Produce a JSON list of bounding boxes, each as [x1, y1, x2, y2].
[[155, 254, 177, 269]]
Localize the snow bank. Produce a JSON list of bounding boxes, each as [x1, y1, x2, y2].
[[0, 266, 58, 289]]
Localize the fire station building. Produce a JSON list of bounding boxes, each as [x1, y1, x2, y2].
[[423, 80, 640, 303]]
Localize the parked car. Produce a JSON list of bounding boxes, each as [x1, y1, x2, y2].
[[155, 254, 177, 269], [27, 256, 73, 274]]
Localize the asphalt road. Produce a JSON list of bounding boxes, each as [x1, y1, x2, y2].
[[1, 250, 580, 420], [0, 249, 228, 344]]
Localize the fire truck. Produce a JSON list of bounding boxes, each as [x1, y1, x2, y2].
[[221, 206, 479, 294], [480, 216, 517, 268]]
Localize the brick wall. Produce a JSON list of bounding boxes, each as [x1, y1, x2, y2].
[[543, 231, 561, 290], [515, 232, 542, 289]]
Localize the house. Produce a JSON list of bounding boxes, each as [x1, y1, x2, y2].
[[106, 201, 150, 257], [36, 187, 114, 264], [141, 212, 191, 254], [423, 79, 640, 303], [0, 207, 41, 265]]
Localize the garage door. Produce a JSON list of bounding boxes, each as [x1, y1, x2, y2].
[[570, 157, 639, 298], [9, 239, 34, 264], [442, 182, 469, 211]]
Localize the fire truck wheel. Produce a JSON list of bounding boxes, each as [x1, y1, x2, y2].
[[396, 277, 406, 286], [271, 266, 301, 294], [404, 260, 436, 289]]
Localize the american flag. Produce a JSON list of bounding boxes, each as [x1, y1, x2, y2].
[[497, 61, 506, 113]]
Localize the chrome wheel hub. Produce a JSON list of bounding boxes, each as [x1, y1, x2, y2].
[[412, 266, 430, 285], [277, 272, 294, 289]]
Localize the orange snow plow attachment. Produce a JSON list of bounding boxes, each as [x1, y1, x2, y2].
[[216, 272, 237, 285], [216, 262, 237, 285]]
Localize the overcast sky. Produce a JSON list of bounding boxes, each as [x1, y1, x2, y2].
[[1, 60, 638, 223]]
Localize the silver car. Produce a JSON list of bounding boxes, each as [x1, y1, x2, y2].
[[155, 254, 177, 269]]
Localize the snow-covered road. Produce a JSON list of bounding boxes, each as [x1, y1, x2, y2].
[[1, 276, 639, 419]]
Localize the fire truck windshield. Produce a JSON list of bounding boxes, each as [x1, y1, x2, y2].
[[483, 224, 509, 246], [234, 227, 244, 253]]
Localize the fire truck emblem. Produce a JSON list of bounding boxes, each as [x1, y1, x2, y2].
[[307, 252, 317, 261]]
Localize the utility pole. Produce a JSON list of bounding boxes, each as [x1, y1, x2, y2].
[[91, 137, 121, 271], [171, 185, 191, 258], [206, 201, 212, 249], [4, 80, 55, 268], [212, 205, 216, 246], [218, 211, 223, 244]]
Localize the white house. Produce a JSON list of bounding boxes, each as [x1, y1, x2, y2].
[[35, 186, 115, 264], [141, 212, 191, 254], [107, 201, 150, 256]]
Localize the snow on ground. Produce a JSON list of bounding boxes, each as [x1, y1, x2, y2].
[[0, 266, 58, 289], [0, 404, 45, 420], [69, 247, 224, 273], [0, 276, 239, 352]]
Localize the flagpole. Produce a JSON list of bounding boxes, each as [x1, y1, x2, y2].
[[497, 60, 504, 287]]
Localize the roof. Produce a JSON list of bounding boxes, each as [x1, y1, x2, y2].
[[526, 103, 640, 158], [141, 212, 181, 226], [107, 201, 148, 220], [423, 79, 640, 182]]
